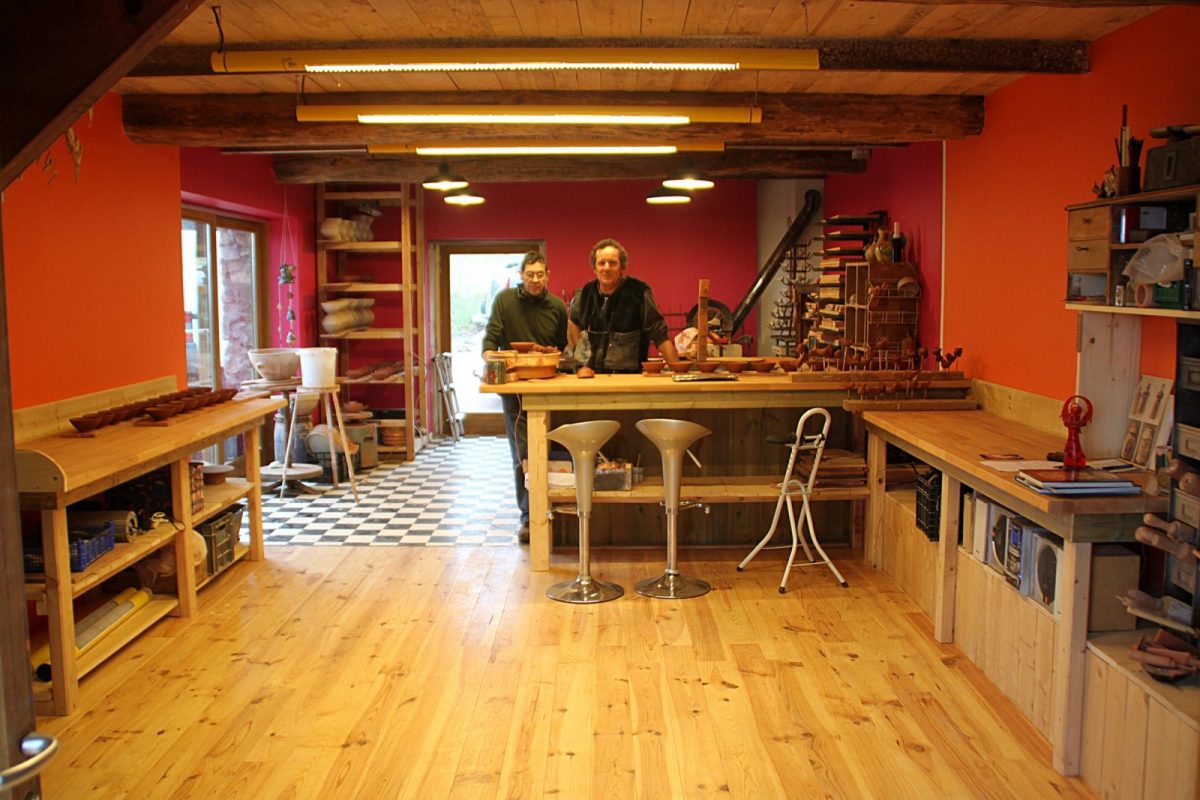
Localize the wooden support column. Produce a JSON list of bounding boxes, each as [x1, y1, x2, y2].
[[934, 474, 962, 643], [1052, 540, 1093, 775], [245, 424, 265, 561], [169, 459, 198, 618], [39, 507, 75, 715], [866, 431, 888, 570], [528, 409, 551, 571]]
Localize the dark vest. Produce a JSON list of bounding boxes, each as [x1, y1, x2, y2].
[[576, 276, 651, 373]]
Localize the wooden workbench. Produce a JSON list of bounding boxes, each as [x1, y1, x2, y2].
[[862, 409, 1168, 776], [484, 373, 869, 570], [16, 395, 284, 714]]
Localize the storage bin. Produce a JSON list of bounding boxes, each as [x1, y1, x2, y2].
[[312, 450, 362, 484], [24, 520, 116, 573], [298, 347, 338, 387], [197, 505, 242, 577], [914, 468, 941, 541]]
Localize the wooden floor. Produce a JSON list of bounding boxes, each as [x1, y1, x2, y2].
[[39, 547, 1097, 799]]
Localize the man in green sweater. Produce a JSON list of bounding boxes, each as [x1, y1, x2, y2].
[[482, 250, 568, 542]]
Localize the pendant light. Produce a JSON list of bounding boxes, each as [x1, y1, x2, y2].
[[645, 186, 692, 205], [662, 165, 714, 191], [422, 162, 469, 191], [444, 187, 485, 206]]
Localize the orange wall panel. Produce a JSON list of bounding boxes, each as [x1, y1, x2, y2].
[[944, 7, 1200, 398], [2, 94, 185, 409]]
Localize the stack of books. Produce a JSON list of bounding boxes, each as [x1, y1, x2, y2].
[[1015, 468, 1142, 496]]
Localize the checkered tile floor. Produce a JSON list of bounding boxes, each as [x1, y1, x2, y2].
[[260, 436, 521, 547]]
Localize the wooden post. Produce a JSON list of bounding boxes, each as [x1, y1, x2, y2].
[[697, 279, 709, 362], [866, 431, 887, 570], [528, 409, 551, 571], [934, 474, 961, 643], [1052, 540, 1092, 775]]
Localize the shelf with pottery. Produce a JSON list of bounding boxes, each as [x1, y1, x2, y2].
[[1066, 302, 1200, 320], [315, 182, 427, 462], [13, 377, 284, 715]]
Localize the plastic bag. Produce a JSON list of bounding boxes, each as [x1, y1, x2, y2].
[[1123, 233, 1185, 285], [673, 327, 719, 359]]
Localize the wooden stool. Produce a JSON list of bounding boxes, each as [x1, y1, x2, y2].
[[279, 386, 359, 502]]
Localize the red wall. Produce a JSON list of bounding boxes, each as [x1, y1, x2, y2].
[[424, 179, 761, 350], [179, 149, 316, 347], [2, 94, 185, 408], [943, 7, 1200, 398], [823, 143, 944, 349]]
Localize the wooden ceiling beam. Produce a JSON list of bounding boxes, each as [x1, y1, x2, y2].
[[129, 36, 1087, 79], [122, 92, 983, 147], [270, 151, 869, 184], [0, 0, 204, 190]]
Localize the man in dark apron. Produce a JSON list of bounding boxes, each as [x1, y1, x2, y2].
[[482, 251, 568, 542], [568, 238, 679, 373]]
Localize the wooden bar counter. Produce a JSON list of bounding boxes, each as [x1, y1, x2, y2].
[[483, 372, 869, 571]]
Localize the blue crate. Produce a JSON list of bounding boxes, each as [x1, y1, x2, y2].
[[24, 520, 116, 573]]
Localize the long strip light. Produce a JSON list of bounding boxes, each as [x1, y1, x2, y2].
[[297, 105, 761, 125], [212, 47, 819, 74], [367, 141, 726, 157]]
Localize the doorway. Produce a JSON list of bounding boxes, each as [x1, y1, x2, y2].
[[181, 209, 268, 462], [434, 241, 542, 434]]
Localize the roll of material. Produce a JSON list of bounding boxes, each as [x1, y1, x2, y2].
[[1133, 282, 1156, 308], [69, 510, 139, 540], [30, 588, 152, 681]]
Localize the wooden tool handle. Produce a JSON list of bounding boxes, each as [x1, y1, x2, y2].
[[1142, 513, 1197, 540], [1135, 526, 1193, 559]]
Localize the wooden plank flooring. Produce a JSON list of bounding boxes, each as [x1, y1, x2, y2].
[[38, 547, 1098, 799]]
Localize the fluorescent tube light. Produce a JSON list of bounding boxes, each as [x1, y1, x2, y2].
[[646, 187, 693, 205], [368, 141, 726, 157], [298, 105, 761, 125]]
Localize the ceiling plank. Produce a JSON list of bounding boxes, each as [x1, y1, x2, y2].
[[270, 150, 870, 184], [121, 91, 984, 147], [869, 0, 1193, 5], [0, 0, 205, 190], [127, 36, 1089, 79]]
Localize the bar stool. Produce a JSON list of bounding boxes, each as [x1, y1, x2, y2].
[[635, 418, 712, 599], [738, 407, 847, 592], [280, 386, 360, 502], [546, 420, 624, 604]]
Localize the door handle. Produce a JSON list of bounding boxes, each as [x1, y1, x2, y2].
[[0, 732, 59, 789]]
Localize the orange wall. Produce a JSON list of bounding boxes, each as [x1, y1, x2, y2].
[[2, 94, 185, 408], [944, 7, 1200, 398]]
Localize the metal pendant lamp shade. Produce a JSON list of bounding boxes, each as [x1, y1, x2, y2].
[[422, 162, 469, 191], [443, 187, 485, 206], [662, 166, 714, 190], [645, 186, 692, 205]]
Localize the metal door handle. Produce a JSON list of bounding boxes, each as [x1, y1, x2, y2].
[[0, 732, 59, 789]]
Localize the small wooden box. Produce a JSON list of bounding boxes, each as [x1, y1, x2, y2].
[[1089, 544, 1140, 632]]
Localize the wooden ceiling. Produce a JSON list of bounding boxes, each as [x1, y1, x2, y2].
[[110, 0, 1177, 183]]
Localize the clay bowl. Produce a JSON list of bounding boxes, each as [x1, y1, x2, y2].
[[641, 360, 665, 374], [666, 360, 693, 373], [202, 464, 235, 485], [248, 348, 299, 381], [216, 389, 238, 402], [69, 416, 101, 434], [510, 341, 537, 353], [721, 361, 748, 374], [777, 358, 799, 372], [696, 361, 721, 373], [145, 404, 179, 421], [87, 411, 116, 427], [750, 360, 777, 373]]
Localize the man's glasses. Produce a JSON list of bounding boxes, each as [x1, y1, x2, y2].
[[523, 271, 547, 280]]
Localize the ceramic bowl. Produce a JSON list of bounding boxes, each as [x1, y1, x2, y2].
[[750, 360, 776, 373], [145, 404, 179, 421], [202, 464, 235, 485], [510, 341, 536, 353], [696, 361, 721, 373], [721, 361, 748, 374], [641, 360, 665, 374], [248, 348, 299, 381], [777, 358, 798, 372]]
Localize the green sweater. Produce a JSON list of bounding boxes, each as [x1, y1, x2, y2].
[[482, 287, 568, 352]]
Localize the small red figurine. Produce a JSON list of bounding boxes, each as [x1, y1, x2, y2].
[[1061, 394, 1094, 470]]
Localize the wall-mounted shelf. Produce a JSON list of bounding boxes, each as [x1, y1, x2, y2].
[[1066, 302, 1200, 320]]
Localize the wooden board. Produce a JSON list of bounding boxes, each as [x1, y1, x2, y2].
[[13, 375, 177, 443]]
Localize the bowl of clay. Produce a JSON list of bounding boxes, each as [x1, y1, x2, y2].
[[69, 416, 101, 434], [696, 361, 721, 373], [750, 360, 777, 373], [248, 348, 299, 381], [510, 341, 537, 353], [202, 464, 235, 485], [642, 360, 665, 374], [721, 361, 748, 374], [666, 360, 692, 373]]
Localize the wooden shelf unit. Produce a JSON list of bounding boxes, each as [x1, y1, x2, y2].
[[316, 183, 427, 461], [15, 381, 283, 715]]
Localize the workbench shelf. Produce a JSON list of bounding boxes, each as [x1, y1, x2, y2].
[[548, 479, 869, 505]]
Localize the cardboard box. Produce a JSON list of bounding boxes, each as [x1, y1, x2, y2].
[[1089, 544, 1140, 631]]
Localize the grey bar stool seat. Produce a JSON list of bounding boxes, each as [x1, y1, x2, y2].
[[738, 407, 848, 592], [546, 420, 624, 604], [635, 418, 712, 599]]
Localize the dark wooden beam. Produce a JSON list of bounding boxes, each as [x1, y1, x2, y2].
[[122, 92, 983, 148], [870, 0, 1193, 5], [0, 0, 204, 190], [270, 150, 868, 184], [130, 36, 1088, 79]]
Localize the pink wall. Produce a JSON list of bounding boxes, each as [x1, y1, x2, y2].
[[943, 7, 1200, 398], [2, 94, 185, 408], [180, 149, 316, 347], [824, 143, 944, 349], [424, 180, 761, 350]]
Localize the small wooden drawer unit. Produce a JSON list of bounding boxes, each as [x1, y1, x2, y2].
[[1177, 423, 1200, 461], [1179, 356, 1200, 393], [1175, 491, 1200, 530], [1067, 207, 1107, 240], [1066, 240, 1108, 272]]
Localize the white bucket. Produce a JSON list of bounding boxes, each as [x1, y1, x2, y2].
[[298, 347, 338, 387]]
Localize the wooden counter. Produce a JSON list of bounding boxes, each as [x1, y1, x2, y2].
[[17, 395, 284, 714], [483, 373, 861, 570], [862, 409, 1168, 777]]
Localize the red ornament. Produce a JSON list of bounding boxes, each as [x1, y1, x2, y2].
[[1060, 395, 1094, 470]]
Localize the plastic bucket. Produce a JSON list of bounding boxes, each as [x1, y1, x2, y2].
[[298, 347, 338, 387]]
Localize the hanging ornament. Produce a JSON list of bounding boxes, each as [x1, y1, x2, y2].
[[278, 186, 299, 346]]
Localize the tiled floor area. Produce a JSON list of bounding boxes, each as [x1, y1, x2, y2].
[[261, 435, 521, 547]]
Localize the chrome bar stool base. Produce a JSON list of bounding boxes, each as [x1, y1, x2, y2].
[[635, 572, 710, 600], [547, 577, 625, 604]]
